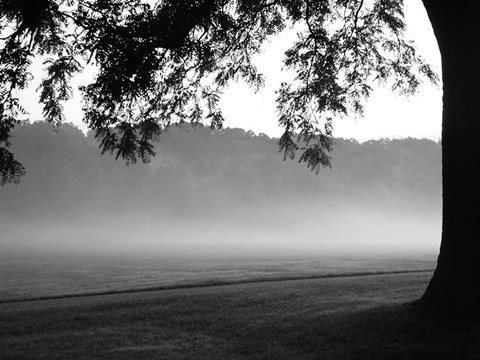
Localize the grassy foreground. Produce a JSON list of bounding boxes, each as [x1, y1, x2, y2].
[[1, 272, 479, 360]]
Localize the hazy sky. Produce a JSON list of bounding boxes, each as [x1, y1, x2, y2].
[[19, 1, 441, 141]]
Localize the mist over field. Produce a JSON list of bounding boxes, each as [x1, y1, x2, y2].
[[1, 121, 441, 259]]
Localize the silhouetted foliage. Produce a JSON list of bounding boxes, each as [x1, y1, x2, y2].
[[0, 0, 437, 184]]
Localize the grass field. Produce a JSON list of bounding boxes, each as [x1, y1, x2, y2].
[[0, 251, 436, 301], [2, 271, 479, 360]]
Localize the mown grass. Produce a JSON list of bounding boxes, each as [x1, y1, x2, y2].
[[1, 272, 479, 360], [0, 251, 436, 301]]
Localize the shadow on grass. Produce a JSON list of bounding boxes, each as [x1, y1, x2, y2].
[[281, 304, 480, 360], [2, 298, 479, 359]]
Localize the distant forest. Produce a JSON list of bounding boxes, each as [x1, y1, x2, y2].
[[1, 121, 441, 220]]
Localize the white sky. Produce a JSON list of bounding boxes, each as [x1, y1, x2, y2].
[[19, 1, 441, 141]]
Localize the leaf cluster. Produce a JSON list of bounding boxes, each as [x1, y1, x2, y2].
[[0, 0, 437, 184]]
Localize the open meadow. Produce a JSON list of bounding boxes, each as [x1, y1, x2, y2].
[[2, 271, 479, 360], [0, 251, 436, 301]]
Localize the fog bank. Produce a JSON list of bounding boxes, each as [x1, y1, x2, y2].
[[1, 122, 441, 258]]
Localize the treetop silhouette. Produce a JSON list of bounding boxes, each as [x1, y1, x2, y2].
[[0, 0, 437, 183]]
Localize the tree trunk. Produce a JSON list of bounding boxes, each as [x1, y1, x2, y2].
[[421, 0, 480, 316]]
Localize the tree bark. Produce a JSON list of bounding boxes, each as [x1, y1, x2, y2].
[[421, 0, 480, 316]]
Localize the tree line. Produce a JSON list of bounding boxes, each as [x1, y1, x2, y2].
[[0, 121, 441, 219]]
